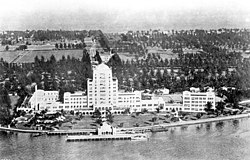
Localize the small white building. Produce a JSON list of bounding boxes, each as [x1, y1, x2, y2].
[[97, 121, 117, 136], [28, 88, 59, 112]]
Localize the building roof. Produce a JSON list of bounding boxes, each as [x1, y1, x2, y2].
[[95, 63, 111, 71], [160, 94, 183, 103]]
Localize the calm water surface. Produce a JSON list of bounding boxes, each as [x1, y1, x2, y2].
[[1, 118, 250, 160]]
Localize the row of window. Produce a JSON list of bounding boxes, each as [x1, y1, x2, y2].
[[141, 104, 158, 107], [44, 98, 57, 101], [184, 100, 213, 104], [64, 98, 87, 101], [184, 108, 204, 111], [44, 92, 57, 96]]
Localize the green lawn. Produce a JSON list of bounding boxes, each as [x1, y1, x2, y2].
[[63, 113, 173, 130]]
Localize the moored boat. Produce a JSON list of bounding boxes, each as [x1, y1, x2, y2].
[[131, 134, 148, 141]]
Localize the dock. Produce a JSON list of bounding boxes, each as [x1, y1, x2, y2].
[[47, 129, 96, 136], [0, 126, 96, 135], [66, 134, 132, 142]]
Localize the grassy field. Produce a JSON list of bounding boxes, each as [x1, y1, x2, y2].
[[0, 50, 84, 63], [63, 113, 172, 130], [0, 51, 20, 63], [117, 47, 179, 62], [18, 50, 83, 63]]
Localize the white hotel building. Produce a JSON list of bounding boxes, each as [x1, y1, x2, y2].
[[87, 63, 118, 111], [21, 63, 217, 114]]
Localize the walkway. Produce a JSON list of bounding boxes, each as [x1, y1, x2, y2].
[[117, 113, 250, 132], [0, 126, 95, 135]]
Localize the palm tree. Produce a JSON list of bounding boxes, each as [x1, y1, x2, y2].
[[205, 102, 213, 113], [216, 102, 225, 114], [106, 109, 114, 124], [93, 109, 101, 118]]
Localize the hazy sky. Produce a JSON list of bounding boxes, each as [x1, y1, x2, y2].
[[0, 0, 250, 32]]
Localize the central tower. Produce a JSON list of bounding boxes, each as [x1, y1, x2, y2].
[[87, 63, 118, 111]]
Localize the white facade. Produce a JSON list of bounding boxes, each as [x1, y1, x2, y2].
[[182, 90, 215, 112], [28, 89, 59, 112], [87, 63, 118, 111], [117, 91, 141, 112], [63, 92, 88, 111], [141, 97, 165, 112], [22, 64, 218, 114]]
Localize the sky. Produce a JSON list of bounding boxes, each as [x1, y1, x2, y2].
[[0, 0, 250, 32]]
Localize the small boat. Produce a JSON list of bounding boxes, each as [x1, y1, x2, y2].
[[131, 134, 148, 141], [151, 127, 168, 132]]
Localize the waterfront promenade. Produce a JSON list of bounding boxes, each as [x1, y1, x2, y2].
[[0, 126, 95, 135], [117, 113, 250, 132], [0, 113, 249, 134]]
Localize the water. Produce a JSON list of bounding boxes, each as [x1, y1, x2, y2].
[[1, 118, 250, 160]]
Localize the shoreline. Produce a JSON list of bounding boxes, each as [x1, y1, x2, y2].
[[117, 113, 250, 132], [0, 113, 249, 134]]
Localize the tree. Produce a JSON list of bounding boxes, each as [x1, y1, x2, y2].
[[5, 45, 9, 51], [0, 107, 12, 126], [0, 85, 12, 126], [106, 109, 114, 124], [17, 45, 27, 50], [55, 43, 58, 49], [156, 107, 161, 113], [124, 108, 130, 114], [204, 102, 213, 113], [59, 43, 63, 49], [94, 51, 102, 64], [64, 43, 67, 49], [67, 43, 71, 49], [216, 102, 225, 114], [93, 109, 101, 118], [58, 88, 65, 103]]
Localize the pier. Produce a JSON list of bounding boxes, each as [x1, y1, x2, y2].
[[47, 129, 96, 136], [66, 134, 132, 142], [0, 126, 96, 135]]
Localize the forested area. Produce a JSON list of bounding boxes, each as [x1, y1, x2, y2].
[[1, 30, 110, 51], [108, 29, 250, 54]]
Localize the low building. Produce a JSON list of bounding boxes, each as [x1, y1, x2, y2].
[[116, 91, 141, 113], [28, 87, 59, 112], [63, 92, 88, 111], [182, 90, 215, 112], [141, 97, 165, 112]]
